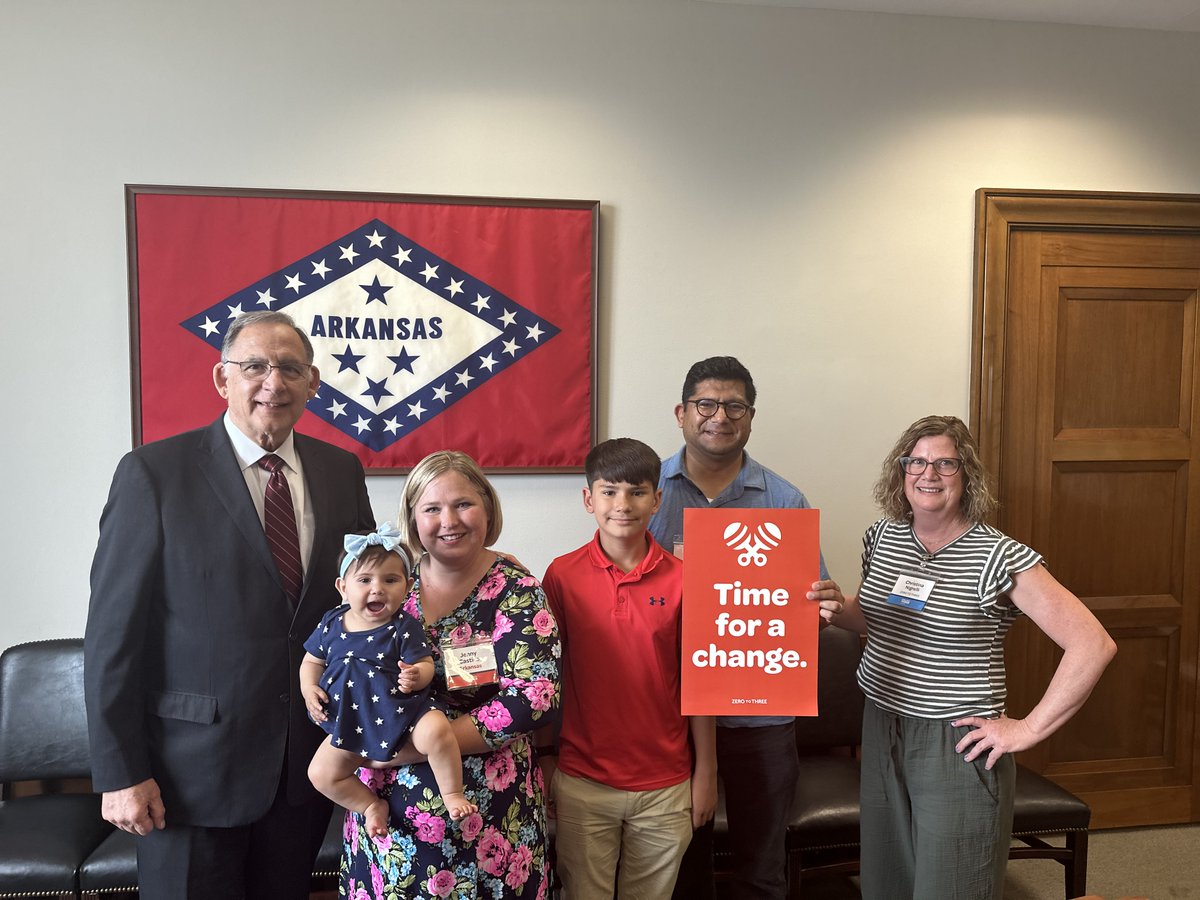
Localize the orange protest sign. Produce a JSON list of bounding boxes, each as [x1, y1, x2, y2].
[[681, 507, 821, 716]]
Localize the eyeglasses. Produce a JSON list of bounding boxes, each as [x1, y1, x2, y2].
[[900, 457, 963, 476], [223, 359, 312, 382], [685, 398, 752, 420]]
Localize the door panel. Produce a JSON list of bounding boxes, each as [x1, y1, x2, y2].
[[972, 190, 1200, 828]]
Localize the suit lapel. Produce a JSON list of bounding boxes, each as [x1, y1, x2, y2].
[[295, 434, 332, 612]]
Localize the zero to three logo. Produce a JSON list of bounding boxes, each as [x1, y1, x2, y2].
[[723, 521, 783, 568]]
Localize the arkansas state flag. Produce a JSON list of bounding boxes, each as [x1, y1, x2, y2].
[[128, 186, 597, 470]]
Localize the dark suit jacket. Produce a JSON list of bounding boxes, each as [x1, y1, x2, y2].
[[85, 417, 375, 827]]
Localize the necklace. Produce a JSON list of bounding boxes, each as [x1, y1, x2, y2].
[[913, 521, 972, 557]]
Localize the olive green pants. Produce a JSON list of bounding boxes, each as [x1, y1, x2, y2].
[[859, 701, 1015, 900]]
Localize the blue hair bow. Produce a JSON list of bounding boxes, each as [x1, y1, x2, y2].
[[339, 522, 410, 577]]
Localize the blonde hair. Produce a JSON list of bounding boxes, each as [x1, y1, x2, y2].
[[399, 451, 503, 559], [872, 415, 996, 523]]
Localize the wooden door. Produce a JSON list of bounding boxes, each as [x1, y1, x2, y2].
[[971, 190, 1200, 828]]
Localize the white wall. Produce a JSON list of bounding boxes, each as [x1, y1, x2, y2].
[[3, 0, 1199, 644]]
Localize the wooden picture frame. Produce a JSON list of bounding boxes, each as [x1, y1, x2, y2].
[[126, 185, 598, 472]]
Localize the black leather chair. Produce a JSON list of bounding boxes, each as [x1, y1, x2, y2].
[[78, 829, 138, 900], [711, 626, 864, 887], [1010, 766, 1091, 899], [785, 625, 866, 890], [0, 639, 114, 900], [76, 806, 345, 897], [310, 810, 345, 892], [0, 638, 351, 899], [78, 806, 347, 899]]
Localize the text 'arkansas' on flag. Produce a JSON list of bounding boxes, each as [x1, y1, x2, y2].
[[129, 188, 597, 471]]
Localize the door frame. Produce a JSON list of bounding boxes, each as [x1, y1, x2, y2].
[[971, 188, 1200, 826]]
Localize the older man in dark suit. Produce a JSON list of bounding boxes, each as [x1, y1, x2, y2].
[[85, 311, 375, 899]]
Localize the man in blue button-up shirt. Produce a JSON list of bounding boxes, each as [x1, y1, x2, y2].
[[650, 355, 844, 900]]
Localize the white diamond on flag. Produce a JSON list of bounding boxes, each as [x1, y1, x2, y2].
[[179, 219, 560, 449]]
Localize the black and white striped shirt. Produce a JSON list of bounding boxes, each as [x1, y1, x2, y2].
[[856, 519, 1042, 719]]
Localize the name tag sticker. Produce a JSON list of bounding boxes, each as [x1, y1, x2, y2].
[[441, 636, 498, 691], [886, 573, 936, 611]]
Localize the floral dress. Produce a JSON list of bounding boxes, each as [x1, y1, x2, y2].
[[340, 556, 561, 900]]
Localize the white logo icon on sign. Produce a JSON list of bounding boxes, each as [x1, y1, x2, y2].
[[724, 521, 782, 567]]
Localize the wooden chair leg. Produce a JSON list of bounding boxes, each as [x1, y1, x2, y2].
[[1065, 830, 1088, 900]]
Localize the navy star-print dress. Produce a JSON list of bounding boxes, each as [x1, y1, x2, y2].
[[304, 604, 435, 761]]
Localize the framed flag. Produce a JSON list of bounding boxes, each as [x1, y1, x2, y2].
[[126, 185, 598, 472]]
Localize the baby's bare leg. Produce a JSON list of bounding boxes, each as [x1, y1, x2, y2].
[[409, 710, 477, 819], [308, 738, 390, 837]]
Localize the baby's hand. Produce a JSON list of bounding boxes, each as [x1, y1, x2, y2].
[[397, 661, 421, 694], [302, 685, 329, 723]]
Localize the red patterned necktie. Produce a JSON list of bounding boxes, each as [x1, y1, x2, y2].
[[258, 454, 303, 606]]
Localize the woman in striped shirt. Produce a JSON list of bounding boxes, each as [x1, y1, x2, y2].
[[833, 415, 1115, 900]]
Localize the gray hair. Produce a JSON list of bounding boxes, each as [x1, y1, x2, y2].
[[221, 311, 314, 364]]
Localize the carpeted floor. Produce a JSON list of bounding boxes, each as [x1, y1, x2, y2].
[[790, 823, 1200, 899]]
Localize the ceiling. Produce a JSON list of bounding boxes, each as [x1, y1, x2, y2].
[[699, 0, 1200, 33]]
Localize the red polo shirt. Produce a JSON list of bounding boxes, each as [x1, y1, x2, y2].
[[543, 532, 691, 792]]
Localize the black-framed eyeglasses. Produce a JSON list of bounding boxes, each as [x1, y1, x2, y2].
[[223, 358, 313, 382], [900, 456, 963, 476], [685, 398, 752, 420]]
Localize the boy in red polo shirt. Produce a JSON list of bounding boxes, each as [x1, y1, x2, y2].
[[541, 438, 717, 899]]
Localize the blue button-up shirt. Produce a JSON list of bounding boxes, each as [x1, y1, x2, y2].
[[649, 447, 828, 727]]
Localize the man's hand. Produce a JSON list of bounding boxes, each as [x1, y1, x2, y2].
[[806, 579, 845, 623], [102, 778, 166, 835]]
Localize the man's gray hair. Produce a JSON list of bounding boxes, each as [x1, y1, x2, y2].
[[221, 311, 315, 364]]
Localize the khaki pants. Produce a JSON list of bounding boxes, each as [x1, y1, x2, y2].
[[552, 770, 693, 900]]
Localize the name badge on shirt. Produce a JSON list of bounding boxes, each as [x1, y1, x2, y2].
[[886, 573, 936, 611], [441, 636, 499, 691]]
